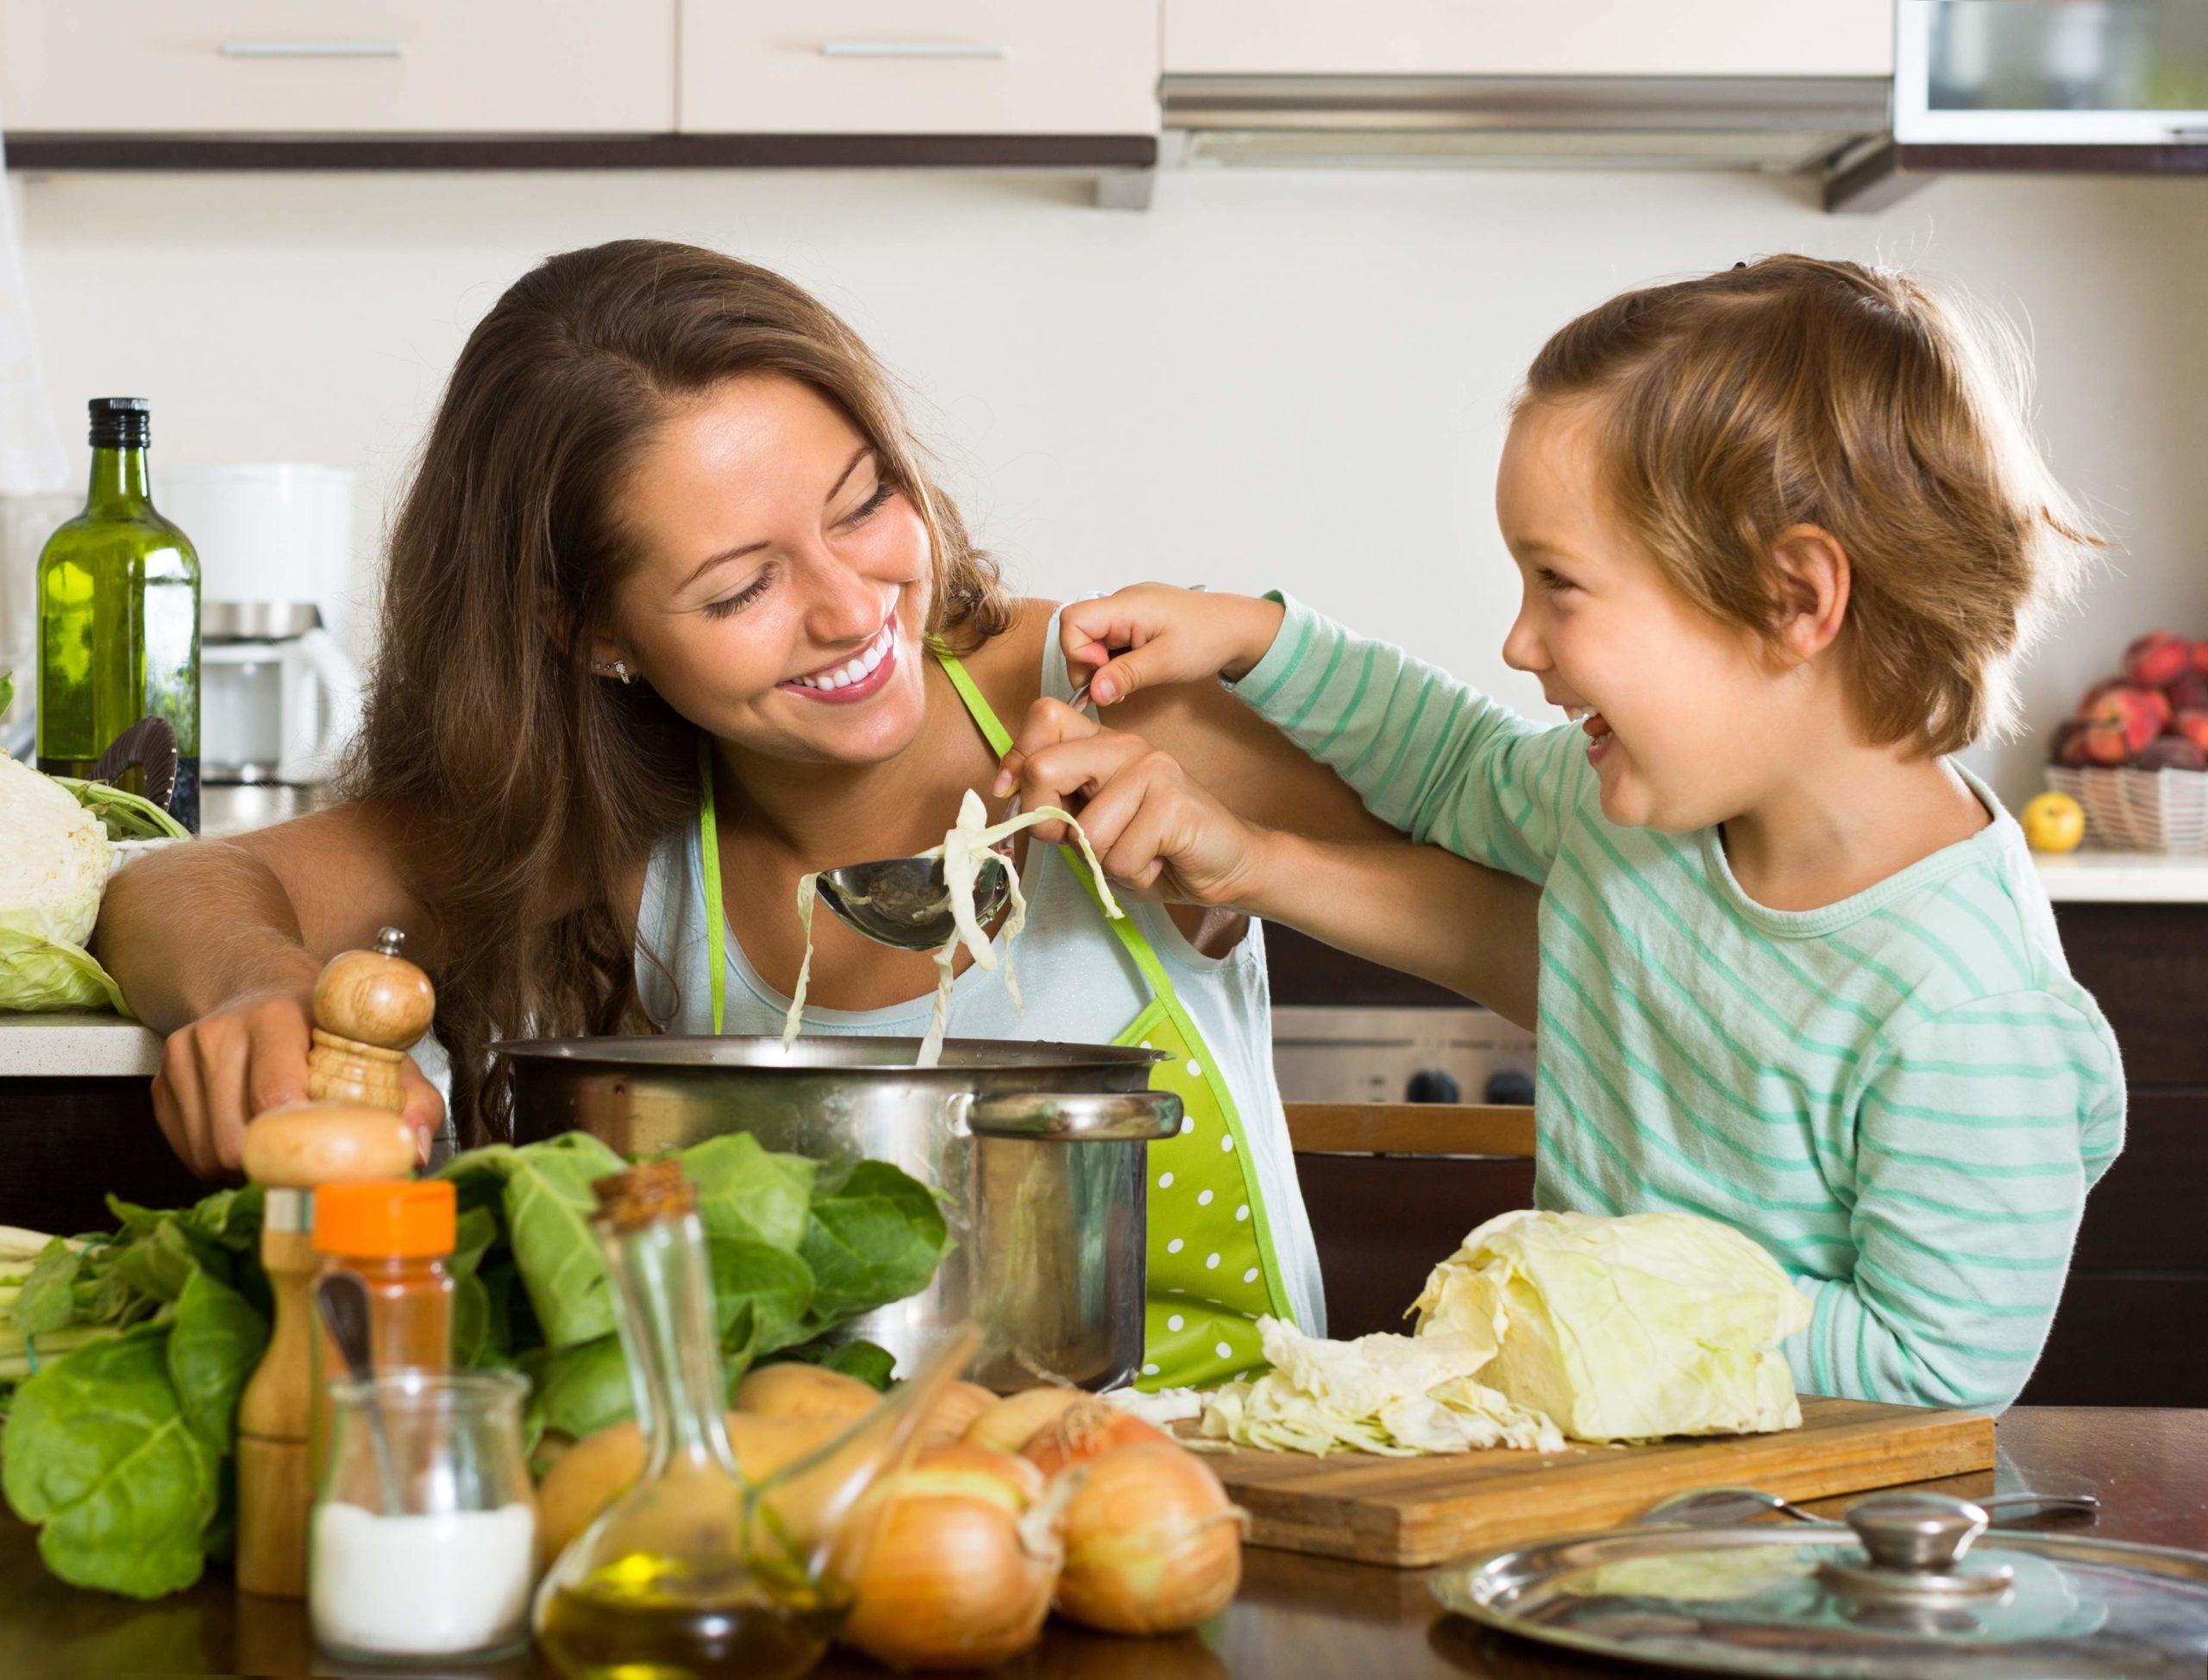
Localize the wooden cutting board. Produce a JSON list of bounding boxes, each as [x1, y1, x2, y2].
[[1189, 1395, 1994, 1568]]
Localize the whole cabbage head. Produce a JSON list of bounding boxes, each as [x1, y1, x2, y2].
[[1413, 1208, 1813, 1442], [0, 752, 122, 1012]]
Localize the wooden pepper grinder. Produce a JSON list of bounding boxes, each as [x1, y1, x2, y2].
[[307, 927, 436, 1109], [235, 929, 435, 1601]]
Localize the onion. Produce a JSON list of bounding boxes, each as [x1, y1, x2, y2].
[[964, 1387, 1085, 1456], [1021, 1398, 1171, 1478], [1055, 1442, 1245, 1635], [842, 1443, 1068, 1670], [914, 1379, 1000, 1448]]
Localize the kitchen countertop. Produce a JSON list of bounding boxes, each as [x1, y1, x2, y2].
[[2032, 848, 2208, 902], [0, 1407, 2198, 1678], [0, 1010, 160, 1077]]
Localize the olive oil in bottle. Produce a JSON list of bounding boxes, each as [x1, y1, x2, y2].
[[36, 397, 201, 829]]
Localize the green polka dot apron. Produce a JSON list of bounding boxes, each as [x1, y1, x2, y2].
[[694, 652, 1295, 1390]]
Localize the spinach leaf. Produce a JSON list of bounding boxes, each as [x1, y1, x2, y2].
[[440, 1133, 626, 1350], [773, 1338, 898, 1390], [166, 1270, 268, 1456], [12, 1239, 83, 1335], [2, 1327, 217, 1598], [707, 1238, 815, 1369], [680, 1133, 815, 1252], [798, 1159, 951, 1332], [522, 1333, 633, 1448]]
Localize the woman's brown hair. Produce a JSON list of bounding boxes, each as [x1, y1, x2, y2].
[[342, 239, 1012, 1141], [1519, 254, 2100, 755]]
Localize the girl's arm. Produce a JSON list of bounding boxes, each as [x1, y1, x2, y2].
[[998, 699, 1540, 1026]]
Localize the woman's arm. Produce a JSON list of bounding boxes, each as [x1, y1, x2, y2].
[[92, 802, 445, 1175]]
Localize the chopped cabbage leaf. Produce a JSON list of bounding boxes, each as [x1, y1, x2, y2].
[[1198, 1316, 1564, 1457], [783, 789, 1124, 1067], [1413, 1209, 1812, 1443]]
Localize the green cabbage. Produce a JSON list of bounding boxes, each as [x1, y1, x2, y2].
[[1413, 1209, 1812, 1442], [0, 752, 127, 1014]]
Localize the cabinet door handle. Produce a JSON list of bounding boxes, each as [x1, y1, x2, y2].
[[818, 40, 1006, 60], [218, 40, 404, 60]]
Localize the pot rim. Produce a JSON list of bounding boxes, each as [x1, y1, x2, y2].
[[492, 1033, 1168, 1075]]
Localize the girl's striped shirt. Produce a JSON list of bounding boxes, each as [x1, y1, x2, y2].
[[1235, 593, 2125, 1411]]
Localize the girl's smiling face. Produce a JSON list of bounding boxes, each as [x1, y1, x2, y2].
[[599, 373, 936, 765], [1496, 399, 1804, 832]]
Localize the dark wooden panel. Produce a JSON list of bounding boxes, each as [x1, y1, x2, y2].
[[1295, 1151, 1534, 1338], [1264, 923, 1462, 1008], [2073, 1090, 2208, 1270], [2054, 902, 2208, 1087], [0, 1076, 210, 1235], [3, 133, 1158, 172], [2018, 1273, 2208, 1407]]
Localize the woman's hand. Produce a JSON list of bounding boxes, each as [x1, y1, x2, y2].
[[152, 988, 444, 1179], [1059, 585, 1286, 707], [994, 699, 1277, 908]]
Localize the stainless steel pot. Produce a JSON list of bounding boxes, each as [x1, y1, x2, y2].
[[496, 1035, 1182, 1393]]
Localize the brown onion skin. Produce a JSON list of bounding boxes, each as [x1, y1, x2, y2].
[[915, 1379, 1000, 1448], [963, 1387, 1086, 1457], [841, 1445, 1061, 1670], [1020, 1400, 1172, 1479], [1055, 1442, 1245, 1635]]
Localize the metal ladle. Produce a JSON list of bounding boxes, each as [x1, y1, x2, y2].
[[1636, 1483, 2099, 1529]]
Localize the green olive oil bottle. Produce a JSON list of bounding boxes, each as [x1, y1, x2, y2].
[[36, 398, 201, 830]]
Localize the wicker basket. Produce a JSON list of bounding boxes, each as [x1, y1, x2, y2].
[[2046, 765, 2208, 852]]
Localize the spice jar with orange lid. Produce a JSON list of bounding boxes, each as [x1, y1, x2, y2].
[[310, 1179, 457, 1476]]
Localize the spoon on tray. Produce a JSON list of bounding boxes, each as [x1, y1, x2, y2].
[[315, 1270, 405, 1516]]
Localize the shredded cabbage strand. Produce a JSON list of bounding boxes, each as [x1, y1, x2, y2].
[[784, 790, 1124, 1067]]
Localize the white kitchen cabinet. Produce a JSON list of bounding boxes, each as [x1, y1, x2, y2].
[[0, 1, 676, 135], [1164, 0, 1893, 79], [679, 2, 1159, 135]]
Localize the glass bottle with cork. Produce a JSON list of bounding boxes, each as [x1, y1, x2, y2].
[[533, 1159, 981, 1680], [35, 396, 201, 830]]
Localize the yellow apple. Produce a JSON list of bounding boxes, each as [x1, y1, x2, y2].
[[2022, 791, 2086, 854]]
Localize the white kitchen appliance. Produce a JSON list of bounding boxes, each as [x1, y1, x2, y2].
[[157, 465, 361, 834]]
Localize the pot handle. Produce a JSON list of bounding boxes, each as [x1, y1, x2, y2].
[[963, 1090, 1184, 1142]]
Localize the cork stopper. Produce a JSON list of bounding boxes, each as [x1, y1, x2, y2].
[[591, 1158, 697, 1233]]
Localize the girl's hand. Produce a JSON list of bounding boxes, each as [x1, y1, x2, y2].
[[152, 988, 444, 1178], [1060, 585, 1286, 707], [994, 699, 1276, 907]]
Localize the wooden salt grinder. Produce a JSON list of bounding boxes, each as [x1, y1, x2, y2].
[[234, 931, 435, 1601]]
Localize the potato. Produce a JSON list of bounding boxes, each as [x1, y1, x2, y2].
[[915, 1380, 999, 1447], [735, 1361, 881, 1424], [536, 1410, 842, 1566], [963, 1388, 1085, 1457]]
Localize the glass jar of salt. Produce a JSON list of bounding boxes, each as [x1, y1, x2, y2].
[[309, 1368, 536, 1664]]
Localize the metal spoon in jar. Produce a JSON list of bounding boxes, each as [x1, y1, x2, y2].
[[1635, 1484, 2100, 1529], [314, 1270, 405, 1516]]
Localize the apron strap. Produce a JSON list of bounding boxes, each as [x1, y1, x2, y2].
[[697, 734, 727, 1036]]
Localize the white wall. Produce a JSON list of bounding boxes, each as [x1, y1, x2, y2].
[[15, 163, 2208, 808]]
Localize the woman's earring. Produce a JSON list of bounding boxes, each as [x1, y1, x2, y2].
[[593, 659, 636, 685]]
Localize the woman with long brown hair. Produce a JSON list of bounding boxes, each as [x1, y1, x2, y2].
[[96, 239, 1535, 1387]]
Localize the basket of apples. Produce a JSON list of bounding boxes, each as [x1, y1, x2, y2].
[[2047, 630, 2208, 851]]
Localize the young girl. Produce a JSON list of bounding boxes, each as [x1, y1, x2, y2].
[[1000, 255, 2124, 1412]]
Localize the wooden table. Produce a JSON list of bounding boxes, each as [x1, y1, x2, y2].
[[1, 1407, 2198, 1678]]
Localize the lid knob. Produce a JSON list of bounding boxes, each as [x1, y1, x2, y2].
[[1845, 1492, 1990, 1575]]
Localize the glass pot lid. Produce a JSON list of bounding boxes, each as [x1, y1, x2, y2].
[[1430, 1492, 2208, 1679]]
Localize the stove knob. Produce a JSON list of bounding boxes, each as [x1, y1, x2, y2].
[[1484, 1069, 1535, 1106], [1404, 1069, 1462, 1104]]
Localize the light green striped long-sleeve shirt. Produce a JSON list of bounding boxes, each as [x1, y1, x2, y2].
[[1237, 595, 2125, 1412]]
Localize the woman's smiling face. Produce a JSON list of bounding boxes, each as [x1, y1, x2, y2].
[[602, 373, 935, 764]]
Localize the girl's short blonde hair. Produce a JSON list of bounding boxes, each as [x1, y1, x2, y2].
[[1519, 254, 2099, 755]]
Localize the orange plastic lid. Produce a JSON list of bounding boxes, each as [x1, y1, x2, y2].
[[313, 1178, 455, 1258]]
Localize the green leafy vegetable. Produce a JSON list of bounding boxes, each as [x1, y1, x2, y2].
[[1413, 1208, 1812, 1442], [2, 1326, 217, 1599], [0, 925, 132, 1015], [3, 1131, 952, 1600], [51, 775, 191, 841], [775, 1338, 897, 1392]]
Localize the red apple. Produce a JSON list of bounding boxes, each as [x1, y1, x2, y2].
[[2167, 670, 2208, 713], [2084, 686, 2166, 755], [2060, 720, 2132, 767], [2193, 638, 2208, 679], [2136, 736, 2208, 773], [2125, 631, 2192, 688], [2172, 709, 2208, 754]]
